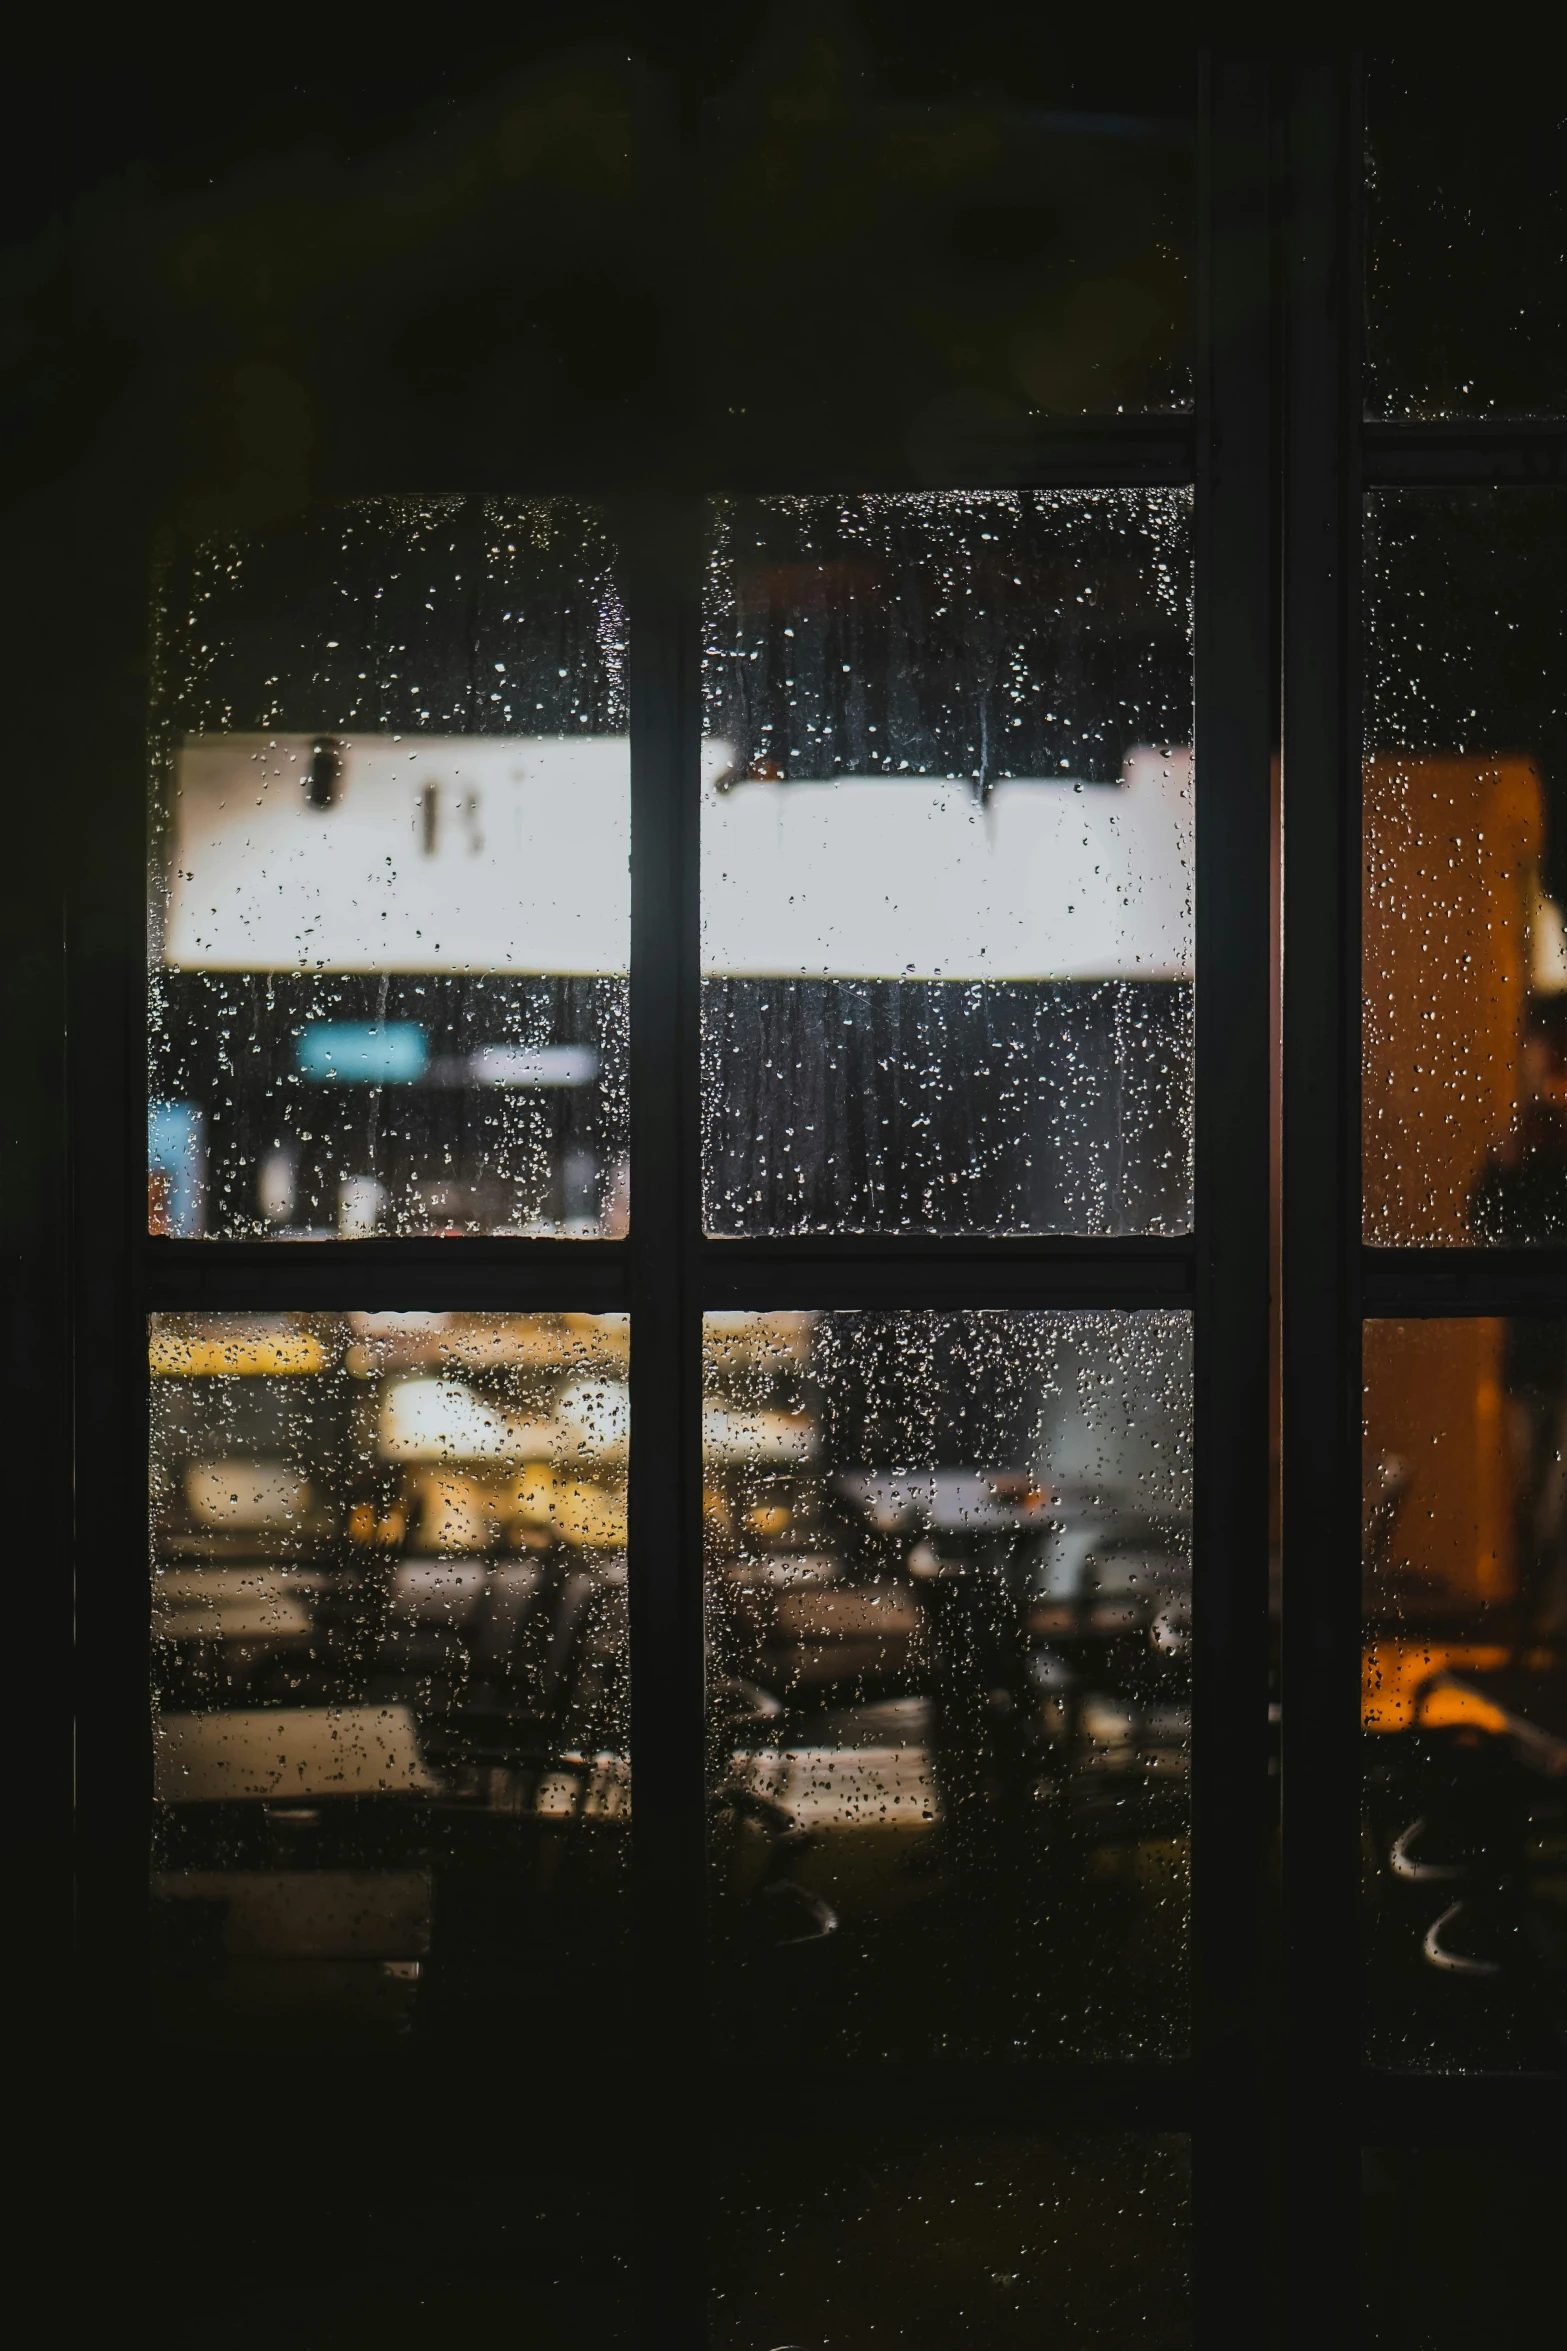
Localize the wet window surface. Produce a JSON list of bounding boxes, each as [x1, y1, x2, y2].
[[149, 1311, 630, 2051], [704, 1310, 1192, 2063], [30, 26, 1567, 2344], [1362, 1317, 1567, 2072], [689, 38, 1194, 477], [1363, 489, 1567, 1245], [1365, 65, 1567, 421], [149, 499, 629, 1239], [702, 492, 1193, 1236], [712, 2131, 1192, 2350]]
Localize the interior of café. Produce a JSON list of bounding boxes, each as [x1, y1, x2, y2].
[[20, 30, 1563, 2349]]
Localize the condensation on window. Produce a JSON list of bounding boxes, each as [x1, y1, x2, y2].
[[148, 498, 630, 1239], [694, 38, 1195, 471], [1363, 489, 1567, 1246], [711, 2129, 1192, 2351], [1361, 1315, 1566, 2073], [703, 1308, 1192, 2065], [701, 491, 1194, 1237], [149, 1310, 630, 2049], [1365, 65, 1567, 422]]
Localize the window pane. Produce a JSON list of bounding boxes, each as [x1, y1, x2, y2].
[[1362, 1318, 1566, 2071], [695, 37, 1193, 473], [1364, 490, 1567, 1245], [150, 500, 628, 1238], [704, 1310, 1192, 2063], [1364, 2146, 1564, 2348], [150, 1311, 630, 2051], [702, 493, 1193, 1236], [712, 2130, 1191, 2351], [1366, 64, 1567, 421], [154, 2167, 631, 2351]]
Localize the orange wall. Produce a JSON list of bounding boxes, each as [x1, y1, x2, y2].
[[1363, 1315, 1513, 1612], [1363, 754, 1542, 1243], [1360, 753, 1539, 1610]]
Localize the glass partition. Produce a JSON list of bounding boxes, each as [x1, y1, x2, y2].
[[704, 1308, 1192, 2064], [149, 500, 629, 1238], [1362, 1316, 1566, 2071], [702, 491, 1193, 1235], [692, 40, 1193, 477], [150, 1310, 630, 2049], [1363, 490, 1567, 1244], [1363, 2145, 1559, 2348], [1365, 64, 1566, 420], [712, 2130, 1192, 2350]]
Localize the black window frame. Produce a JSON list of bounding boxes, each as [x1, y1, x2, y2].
[[1281, 60, 1566, 2343], [30, 48, 1560, 2347]]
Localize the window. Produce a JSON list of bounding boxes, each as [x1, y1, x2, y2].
[[1287, 56, 1566, 2345], [25, 38, 1560, 2348]]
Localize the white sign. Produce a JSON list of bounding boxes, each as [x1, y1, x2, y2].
[[163, 733, 1192, 982], [163, 733, 630, 974], [700, 745, 1192, 981]]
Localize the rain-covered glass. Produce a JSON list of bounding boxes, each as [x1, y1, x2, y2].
[[712, 2130, 1191, 2351], [1366, 64, 1567, 421], [704, 1309, 1192, 2064], [149, 500, 629, 1239], [1364, 490, 1567, 1245], [1362, 1318, 1566, 2072], [693, 38, 1194, 475], [702, 493, 1194, 1236], [149, 1311, 630, 2050]]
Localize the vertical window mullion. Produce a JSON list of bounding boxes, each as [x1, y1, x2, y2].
[[626, 493, 708, 2344], [1191, 55, 1278, 2348], [76, 503, 158, 2060], [1281, 56, 1366, 2348]]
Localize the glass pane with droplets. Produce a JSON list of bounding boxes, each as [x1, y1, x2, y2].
[[701, 491, 1193, 1236], [1363, 490, 1567, 1244], [692, 37, 1194, 481], [704, 1309, 1192, 2064], [149, 499, 628, 1238], [712, 2130, 1192, 2351], [1366, 62, 1567, 421], [1362, 1316, 1566, 2072], [149, 1310, 630, 2054]]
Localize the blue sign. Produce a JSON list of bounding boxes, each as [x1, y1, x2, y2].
[[149, 1100, 206, 1236], [296, 1022, 428, 1083]]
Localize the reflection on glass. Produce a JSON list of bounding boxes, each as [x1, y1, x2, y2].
[[1364, 491, 1567, 1245], [149, 499, 629, 1238], [1366, 65, 1567, 420], [150, 1311, 629, 2047], [1362, 1318, 1566, 2071], [702, 493, 1193, 1236], [704, 1310, 1192, 2063], [712, 2131, 1191, 2351]]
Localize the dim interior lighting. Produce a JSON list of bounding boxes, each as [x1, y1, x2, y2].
[[149, 1326, 325, 1376]]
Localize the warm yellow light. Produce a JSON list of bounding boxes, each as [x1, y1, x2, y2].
[[1361, 1640, 1509, 1732], [150, 1330, 326, 1376]]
